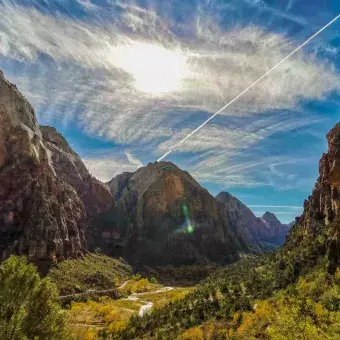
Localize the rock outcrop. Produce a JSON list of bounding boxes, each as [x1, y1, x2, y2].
[[0, 71, 88, 270], [88, 162, 252, 266], [282, 123, 340, 274]]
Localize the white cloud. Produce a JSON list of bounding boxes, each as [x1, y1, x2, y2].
[[125, 151, 143, 168], [83, 152, 142, 181], [0, 2, 339, 136], [0, 1, 338, 190]]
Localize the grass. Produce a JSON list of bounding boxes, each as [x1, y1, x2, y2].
[[48, 253, 132, 295]]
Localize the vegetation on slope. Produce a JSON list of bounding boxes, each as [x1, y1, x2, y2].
[[112, 247, 340, 339], [48, 253, 132, 295], [178, 266, 340, 339]]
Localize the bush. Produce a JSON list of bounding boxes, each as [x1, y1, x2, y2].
[[0, 255, 69, 340]]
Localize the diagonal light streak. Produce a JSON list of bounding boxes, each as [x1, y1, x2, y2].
[[157, 14, 340, 162]]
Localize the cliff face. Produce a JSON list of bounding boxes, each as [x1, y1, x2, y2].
[[40, 126, 113, 217], [88, 162, 251, 266], [282, 123, 340, 274], [216, 192, 289, 248], [0, 71, 87, 269]]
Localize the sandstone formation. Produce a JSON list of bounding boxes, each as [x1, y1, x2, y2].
[[283, 123, 340, 274], [0, 71, 87, 270], [88, 162, 252, 266]]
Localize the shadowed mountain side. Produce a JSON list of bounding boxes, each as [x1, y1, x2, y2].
[[216, 192, 290, 249]]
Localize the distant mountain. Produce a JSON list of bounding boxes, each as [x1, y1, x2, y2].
[[216, 192, 289, 248], [260, 212, 290, 246], [88, 162, 254, 266]]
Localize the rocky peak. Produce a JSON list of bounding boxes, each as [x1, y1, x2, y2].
[[261, 211, 281, 225], [88, 165, 251, 266]]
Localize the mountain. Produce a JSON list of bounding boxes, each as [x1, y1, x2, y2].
[[216, 192, 289, 248], [88, 162, 256, 266], [279, 123, 340, 275], [0, 70, 294, 270], [0, 71, 88, 271], [260, 211, 290, 246]]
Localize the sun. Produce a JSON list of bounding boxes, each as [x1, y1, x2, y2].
[[112, 42, 188, 94]]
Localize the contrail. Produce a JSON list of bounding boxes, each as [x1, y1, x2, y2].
[[157, 14, 340, 162]]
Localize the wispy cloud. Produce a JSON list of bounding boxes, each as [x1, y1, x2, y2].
[[0, 0, 339, 189], [83, 151, 143, 181]]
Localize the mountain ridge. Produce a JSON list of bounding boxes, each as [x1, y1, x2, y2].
[[0, 69, 293, 269]]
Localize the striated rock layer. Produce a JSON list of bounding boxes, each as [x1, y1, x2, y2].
[[282, 123, 340, 274]]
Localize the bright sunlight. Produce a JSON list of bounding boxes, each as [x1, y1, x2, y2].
[[111, 42, 189, 94]]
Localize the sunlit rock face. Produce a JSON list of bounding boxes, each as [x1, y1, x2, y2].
[[0, 71, 88, 270], [88, 162, 252, 266], [283, 123, 340, 273]]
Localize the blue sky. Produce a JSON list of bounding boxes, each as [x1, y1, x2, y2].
[[0, 0, 339, 223]]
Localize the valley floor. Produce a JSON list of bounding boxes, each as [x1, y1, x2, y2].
[[67, 279, 195, 339]]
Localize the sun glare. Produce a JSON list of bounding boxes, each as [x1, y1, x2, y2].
[[112, 42, 188, 94]]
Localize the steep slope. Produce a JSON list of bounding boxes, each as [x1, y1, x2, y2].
[[216, 192, 263, 249], [40, 126, 113, 216], [88, 162, 253, 266], [0, 71, 87, 269], [279, 122, 340, 275], [260, 211, 290, 246], [216, 192, 289, 248]]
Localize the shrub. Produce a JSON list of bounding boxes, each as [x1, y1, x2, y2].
[[0, 255, 69, 340]]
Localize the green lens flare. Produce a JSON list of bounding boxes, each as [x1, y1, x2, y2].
[[187, 225, 194, 233], [182, 205, 194, 233], [182, 204, 189, 217]]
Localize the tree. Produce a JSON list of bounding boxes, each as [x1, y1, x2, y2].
[[0, 255, 69, 340]]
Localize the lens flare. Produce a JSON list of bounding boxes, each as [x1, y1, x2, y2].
[[182, 204, 194, 233]]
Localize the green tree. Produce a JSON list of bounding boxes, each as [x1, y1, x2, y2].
[[0, 255, 69, 340]]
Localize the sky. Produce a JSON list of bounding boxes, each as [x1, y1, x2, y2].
[[0, 0, 339, 223]]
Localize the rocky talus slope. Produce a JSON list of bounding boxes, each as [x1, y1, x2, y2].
[[281, 123, 340, 274], [0, 71, 88, 270]]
